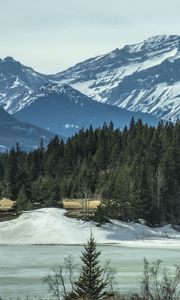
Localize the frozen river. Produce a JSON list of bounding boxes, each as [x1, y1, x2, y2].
[[0, 244, 180, 298], [0, 208, 180, 297]]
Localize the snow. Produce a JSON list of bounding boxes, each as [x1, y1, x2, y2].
[[89, 55, 103, 63], [138, 49, 178, 71], [0, 35, 179, 121], [71, 63, 143, 102], [114, 81, 180, 121], [71, 48, 179, 117], [57, 35, 180, 121], [108, 52, 117, 59], [71, 80, 95, 97], [64, 124, 79, 129], [127, 42, 144, 53], [0, 208, 180, 246], [144, 35, 172, 46], [0, 145, 8, 152], [9, 76, 21, 89]]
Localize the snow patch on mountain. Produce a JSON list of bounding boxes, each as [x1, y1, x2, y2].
[[0, 35, 179, 121], [53, 35, 180, 121], [0, 57, 48, 113]]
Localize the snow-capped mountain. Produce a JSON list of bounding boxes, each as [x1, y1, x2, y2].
[[0, 107, 54, 151], [0, 35, 179, 126], [14, 83, 160, 136], [51, 35, 180, 121], [0, 56, 48, 113]]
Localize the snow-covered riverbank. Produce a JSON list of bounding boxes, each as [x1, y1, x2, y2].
[[0, 208, 180, 246]]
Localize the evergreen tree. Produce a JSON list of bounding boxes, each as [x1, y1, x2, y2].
[[0, 120, 179, 226], [45, 181, 61, 207], [74, 233, 109, 300], [5, 148, 18, 199], [16, 185, 32, 212]]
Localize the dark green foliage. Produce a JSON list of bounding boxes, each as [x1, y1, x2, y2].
[[43, 235, 115, 300], [93, 205, 109, 225], [5, 148, 18, 200], [16, 185, 32, 212], [0, 119, 179, 225], [74, 234, 109, 299]]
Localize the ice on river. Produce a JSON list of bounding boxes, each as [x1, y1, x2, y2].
[[0, 208, 180, 246]]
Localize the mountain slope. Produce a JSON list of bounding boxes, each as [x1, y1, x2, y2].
[[14, 83, 160, 136], [51, 35, 180, 121], [1, 35, 179, 123], [0, 108, 54, 151], [0, 56, 48, 113]]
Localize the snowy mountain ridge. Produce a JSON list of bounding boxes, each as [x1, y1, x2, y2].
[[52, 35, 180, 121], [0, 35, 179, 121], [0, 56, 47, 113]]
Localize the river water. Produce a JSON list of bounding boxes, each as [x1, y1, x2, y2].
[[0, 244, 180, 298]]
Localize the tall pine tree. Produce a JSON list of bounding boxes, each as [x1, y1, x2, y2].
[[74, 233, 109, 300]]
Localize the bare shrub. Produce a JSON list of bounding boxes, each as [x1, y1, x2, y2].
[[43, 255, 115, 300], [43, 255, 78, 300], [140, 258, 180, 300]]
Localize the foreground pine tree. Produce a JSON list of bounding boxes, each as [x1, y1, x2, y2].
[[73, 233, 109, 300]]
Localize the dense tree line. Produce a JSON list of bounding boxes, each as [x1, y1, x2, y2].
[[0, 118, 179, 225]]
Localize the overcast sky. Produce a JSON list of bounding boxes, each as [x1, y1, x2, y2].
[[0, 0, 180, 73]]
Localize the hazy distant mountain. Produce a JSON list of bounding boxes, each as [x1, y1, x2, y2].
[[52, 35, 180, 121], [14, 83, 160, 136], [0, 108, 54, 151]]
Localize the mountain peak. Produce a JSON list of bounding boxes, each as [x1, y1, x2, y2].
[[52, 34, 180, 122], [121, 34, 180, 54], [142, 34, 180, 49], [144, 34, 178, 43], [2, 56, 18, 63], [0, 34, 179, 123]]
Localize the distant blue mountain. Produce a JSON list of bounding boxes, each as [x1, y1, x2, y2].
[[14, 83, 160, 136], [0, 107, 54, 151]]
